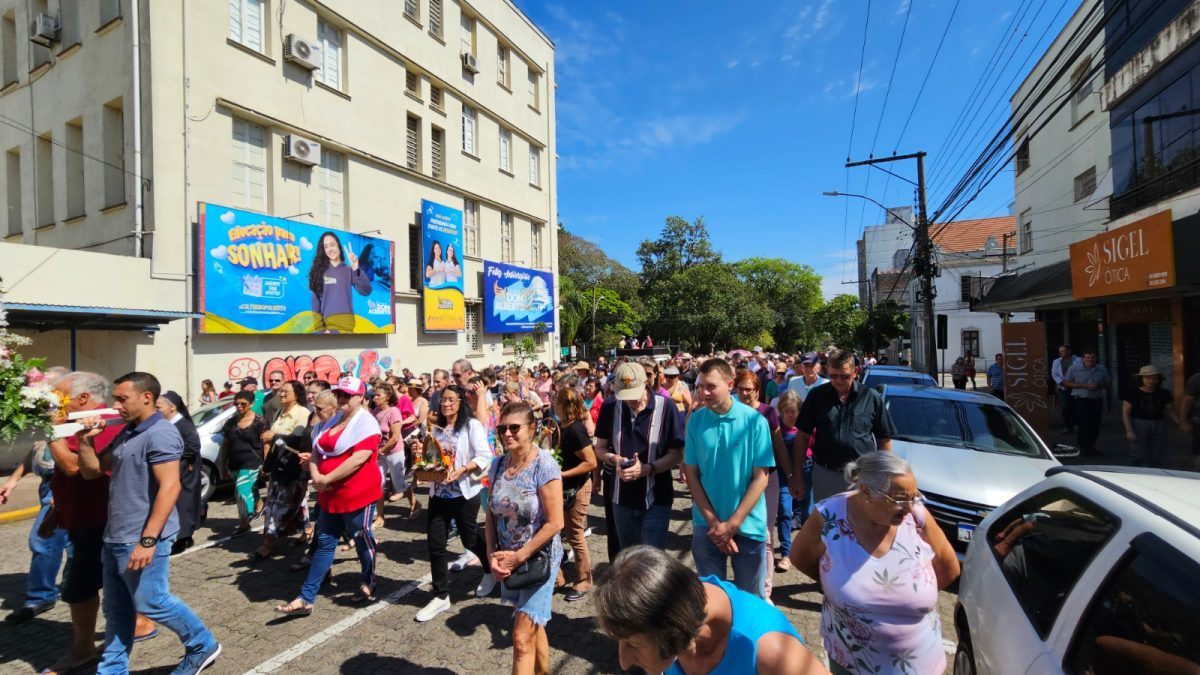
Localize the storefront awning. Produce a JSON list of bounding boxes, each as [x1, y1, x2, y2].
[[3, 303, 198, 332], [974, 260, 1074, 312]]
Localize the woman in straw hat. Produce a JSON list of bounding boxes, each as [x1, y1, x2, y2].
[[1121, 365, 1183, 468]]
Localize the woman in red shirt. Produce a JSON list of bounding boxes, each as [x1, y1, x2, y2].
[[276, 376, 382, 616]]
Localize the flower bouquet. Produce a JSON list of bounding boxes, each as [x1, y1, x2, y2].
[[0, 291, 69, 442], [412, 426, 452, 482]]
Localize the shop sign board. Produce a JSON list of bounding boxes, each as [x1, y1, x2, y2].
[[1000, 321, 1050, 438], [420, 199, 466, 332], [1070, 210, 1175, 299]]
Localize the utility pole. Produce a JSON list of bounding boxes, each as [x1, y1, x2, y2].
[[845, 152, 937, 379]]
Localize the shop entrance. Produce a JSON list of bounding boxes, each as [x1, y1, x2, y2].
[[1115, 323, 1151, 401]]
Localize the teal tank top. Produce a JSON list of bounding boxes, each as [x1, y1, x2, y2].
[[666, 576, 804, 674]]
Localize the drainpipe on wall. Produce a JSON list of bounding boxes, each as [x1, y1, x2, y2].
[[131, 0, 144, 258]]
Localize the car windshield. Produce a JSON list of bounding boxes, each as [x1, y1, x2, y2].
[[191, 403, 230, 426], [867, 374, 934, 387], [886, 396, 1044, 457]]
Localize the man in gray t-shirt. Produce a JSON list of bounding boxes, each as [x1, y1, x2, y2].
[[1063, 350, 1109, 456], [77, 372, 220, 673]]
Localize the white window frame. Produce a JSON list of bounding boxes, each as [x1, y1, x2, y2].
[[497, 44, 510, 88], [461, 105, 476, 155], [530, 221, 541, 267], [463, 198, 479, 257], [229, 0, 264, 53], [318, 149, 344, 228], [499, 128, 511, 172], [527, 68, 539, 110], [232, 117, 267, 213], [430, 126, 444, 179], [316, 19, 342, 90], [459, 12, 474, 56], [428, 0, 443, 37], [528, 145, 540, 186], [404, 0, 419, 22], [1019, 208, 1033, 254], [465, 301, 482, 352], [500, 212, 513, 262]]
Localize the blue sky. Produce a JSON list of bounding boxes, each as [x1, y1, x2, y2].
[[513, 1, 1078, 299]]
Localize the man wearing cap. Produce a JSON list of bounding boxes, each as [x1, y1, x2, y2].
[[593, 362, 685, 554], [240, 377, 265, 416], [1064, 349, 1109, 457], [684, 358, 775, 598], [791, 349, 896, 504], [785, 352, 829, 403]]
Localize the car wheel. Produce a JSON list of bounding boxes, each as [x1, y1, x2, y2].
[[953, 640, 976, 675], [200, 462, 216, 503]]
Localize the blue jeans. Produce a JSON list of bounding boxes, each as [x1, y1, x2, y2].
[[612, 503, 671, 550], [692, 523, 768, 599], [300, 504, 377, 604], [99, 536, 215, 673], [26, 478, 69, 606], [776, 484, 793, 558], [1130, 418, 1169, 467], [792, 457, 814, 526]]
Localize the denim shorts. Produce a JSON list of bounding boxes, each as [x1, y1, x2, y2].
[[499, 560, 559, 626]]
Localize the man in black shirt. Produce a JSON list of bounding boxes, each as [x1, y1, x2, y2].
[[790, 349, 895, 503]]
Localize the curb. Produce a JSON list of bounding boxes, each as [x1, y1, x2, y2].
[[0, 506, 40, 524]]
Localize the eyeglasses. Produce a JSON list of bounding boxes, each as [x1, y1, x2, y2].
[[827, 373, 855, 381], [497, 424, 526, 436], [736, 387, 757, 394], [870, 488, 924, 509], [269, 379, 283, 384]]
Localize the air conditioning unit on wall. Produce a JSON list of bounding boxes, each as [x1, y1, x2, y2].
[[283, 134, 321, 166], [461, 52, 479, 74], [30, 13, 59, 47], [284, 34, 322, 71]]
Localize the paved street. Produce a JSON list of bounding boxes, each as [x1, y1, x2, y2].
[[0, 483, 958, 674]]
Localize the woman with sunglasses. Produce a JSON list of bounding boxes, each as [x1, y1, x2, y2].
[[221, 390, 269, 536], [410, 385, 493, 622], [486, 401, 564, 675], [790, 452, 958, 675], [275, 377, 383, 615], [256, 380, 313, 559], [372, 383, 416, 528]]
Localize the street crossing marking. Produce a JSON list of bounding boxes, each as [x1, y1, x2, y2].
[[244, 572, 433, 674]]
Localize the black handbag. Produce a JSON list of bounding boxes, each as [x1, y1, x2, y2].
[[561, 485, 578, 511], [503, 543, 552, 591]]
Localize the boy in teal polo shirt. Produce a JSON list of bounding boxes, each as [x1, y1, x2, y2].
[[683, 358, 774, 599]]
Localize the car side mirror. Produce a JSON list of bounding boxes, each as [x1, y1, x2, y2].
[[1051, 444, 1079, 458]]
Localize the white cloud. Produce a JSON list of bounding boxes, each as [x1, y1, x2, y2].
[[726, 59, 741, 69], [287, 265, 299, 275], [636, 112, 746, 149], [210, 245, 228, 260], [219, 210, 235, 225], [299, 236, 313, 251], [896, 0, 910, 16]]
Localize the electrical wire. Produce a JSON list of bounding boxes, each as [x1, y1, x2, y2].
[[846, 0, 874, 162], [869, 0, 914, 155], [895, 0, 961, 150]]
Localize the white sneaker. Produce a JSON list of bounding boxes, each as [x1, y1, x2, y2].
[[450, 551, 479, 572], [475, 574, 497, 597], [566, 547, 575, 563], [583, 527, 593, 537], [415, 595, 451, 622]]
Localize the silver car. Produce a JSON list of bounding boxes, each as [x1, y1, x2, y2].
[[879, 385, 1077, 557], [190, 399, 237, 501]]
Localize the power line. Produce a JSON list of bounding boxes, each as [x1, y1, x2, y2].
[[0, 114, 151, 188], [869, 0, 914, 154], [845, 0, 874, 161], [895, 0, 961, 150]]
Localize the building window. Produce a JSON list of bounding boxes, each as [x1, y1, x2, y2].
[[103, 99, 126, 208], [318, 149, 343, 228], [466, 302, 481, 352], [65, 118, 84, 219], [959, 273, 974, 303], [430, 86, 444, 111], [100, 0, 121, 26], [1019, 208, 1032, 254], [231, 117, 267, 213], [2, 13, 16, 87], [406, 115, 421, 171], [35, 133, 53, 227], [59, 2, 81, 47], [316, 19, 342, 90], [404, 0, 419, 22], [530, 221, 542, 267], [528, 145, 540, 186], [463, 198, 479, 257], [229, 0, 264, 53], [498, 128, 511, 172], [409, 223, 421, 291], [461, 105, 476, 154], [961, 330, 980, 361], [1015, 137, 1030, 175], [459, 12, 474, 56], [1070, 57, 1094, 126], [29, 0, 49, 69], [428, 0, 443, 37], [405, 69, 420, 98], [1073, 166, 1097, 202], [5, 147, 20, 236], [500, 212, 513, 262], [430, 126, 444, 179], [497, 45, 510, 88], [527, 69, 539, 110]]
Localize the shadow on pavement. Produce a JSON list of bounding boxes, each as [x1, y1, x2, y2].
[[0, 615, 77, 672], [772, 581, 824, 614], [341, 653, 456, 674]]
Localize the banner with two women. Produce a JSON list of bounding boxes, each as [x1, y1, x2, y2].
[[420, 199, 465, 331]]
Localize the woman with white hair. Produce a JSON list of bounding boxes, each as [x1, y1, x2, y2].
[[791, 452, 959, 675]]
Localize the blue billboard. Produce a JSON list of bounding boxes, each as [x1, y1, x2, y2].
[[197, 203, 395, 334], [420, 199, 465, 332], [483, 260, 555, 334]]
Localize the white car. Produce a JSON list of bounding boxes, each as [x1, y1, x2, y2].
[[190, 399, 237, 501], [879, 385, 1076, 557], [954, 465, 1200, 675]]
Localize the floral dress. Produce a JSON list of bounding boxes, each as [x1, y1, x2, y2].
[[816, 493, 944, 675], [488, 450, 563, 625]]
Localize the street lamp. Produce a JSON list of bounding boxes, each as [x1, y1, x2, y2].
[[821, 192, 915, 230]]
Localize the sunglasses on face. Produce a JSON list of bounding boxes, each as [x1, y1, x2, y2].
[[497, 424, 526, 436]]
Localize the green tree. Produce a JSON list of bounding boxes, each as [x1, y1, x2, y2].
[[558, 226, 643, 312], [644, 262, 773, 351], [556, 275, 590, 347], [855, 300, 910, 354], [636, 216, 720, 290], [589, 288, 642, 350], [733, 258, 824, 351], [503, 323, 547, 369], [812, 294, 865, 351]]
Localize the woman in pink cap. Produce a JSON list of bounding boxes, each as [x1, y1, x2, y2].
[[275, 376, 383, 616]]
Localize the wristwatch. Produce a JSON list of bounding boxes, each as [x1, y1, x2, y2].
[[140, 536, 158, 548]]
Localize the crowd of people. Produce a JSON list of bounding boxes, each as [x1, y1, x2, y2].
[[2, 346, 969, 674]]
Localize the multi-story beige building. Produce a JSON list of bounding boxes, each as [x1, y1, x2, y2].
[[0, 0, 558, 399]]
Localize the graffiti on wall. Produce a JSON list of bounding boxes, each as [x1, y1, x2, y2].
[[226, 351, 393, 384]]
